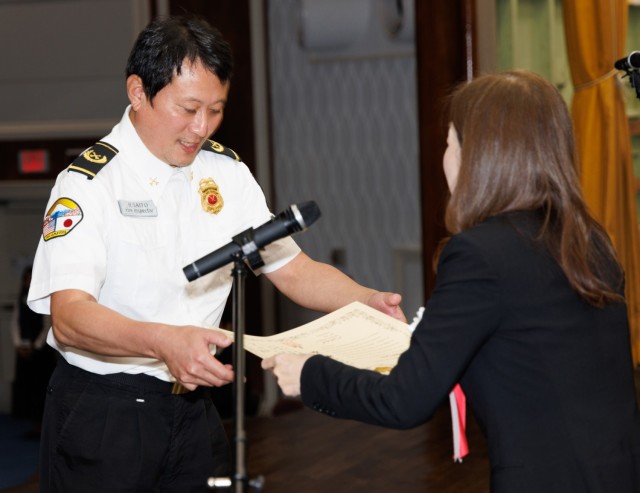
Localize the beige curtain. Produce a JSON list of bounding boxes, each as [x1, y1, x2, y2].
[[563, 0, 640, 364]]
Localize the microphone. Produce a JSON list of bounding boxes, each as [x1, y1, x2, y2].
[[615, 51, 640, 71], [183, 201, 321, 281]]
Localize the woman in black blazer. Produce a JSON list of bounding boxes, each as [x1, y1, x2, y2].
[[262, 70, 640, 492]]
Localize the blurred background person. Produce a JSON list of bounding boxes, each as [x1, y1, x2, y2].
[[11, 265, 54, 438]]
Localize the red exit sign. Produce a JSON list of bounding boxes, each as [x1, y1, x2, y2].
[[19, 149, 49, 174]]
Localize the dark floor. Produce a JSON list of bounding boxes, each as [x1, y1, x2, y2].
[[2, 369, 639, 493], [236, 401, 490, 493], [0, 415, 39, 492], [0, 401, 489, 493]]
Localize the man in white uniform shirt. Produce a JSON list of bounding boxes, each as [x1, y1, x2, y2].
[[28, 15, 404, 493]]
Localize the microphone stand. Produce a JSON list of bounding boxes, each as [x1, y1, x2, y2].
[[620, 67, 640, 100], [192, 205, 320, 490], [633, 71, 640, 100], [208, 233, 265, 492]]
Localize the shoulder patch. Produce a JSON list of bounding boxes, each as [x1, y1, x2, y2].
[[68, 141, 118, 179], [202, 139, 241, 162], [43, 197, 83, 241]]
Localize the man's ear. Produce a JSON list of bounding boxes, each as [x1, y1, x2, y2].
[[127, 75, 146, 110]]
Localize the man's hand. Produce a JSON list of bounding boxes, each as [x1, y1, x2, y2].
[[158, 327, 234, 391], [367, 292, 406, 322], [261, 353, 312, 397], [50, 289, 235, 391]]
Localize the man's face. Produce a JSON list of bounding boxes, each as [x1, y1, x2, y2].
[[128, 59, 230, 167]]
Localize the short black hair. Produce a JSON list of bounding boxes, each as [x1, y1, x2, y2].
[[126, 15, 234, 102]]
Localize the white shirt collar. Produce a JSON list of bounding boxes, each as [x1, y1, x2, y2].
[[113, 106, 193, 198]]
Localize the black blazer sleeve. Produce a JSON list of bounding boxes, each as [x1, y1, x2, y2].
[[301, 232, 501, 429]]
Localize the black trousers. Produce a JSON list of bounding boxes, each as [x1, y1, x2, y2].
[[39, 358, 230, 493]]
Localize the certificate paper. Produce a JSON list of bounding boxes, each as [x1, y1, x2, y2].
[[217, 302, 411, 371]]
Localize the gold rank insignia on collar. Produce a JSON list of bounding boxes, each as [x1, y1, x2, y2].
[[199, 178, 224, 214]]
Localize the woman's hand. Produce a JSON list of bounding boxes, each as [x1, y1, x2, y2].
[[261, 353, 312, 397]]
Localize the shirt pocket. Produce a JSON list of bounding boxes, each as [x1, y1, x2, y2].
[[108, 216, 175, 313]]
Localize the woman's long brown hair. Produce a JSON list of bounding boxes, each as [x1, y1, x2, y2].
[[441, 70, 623, 307]]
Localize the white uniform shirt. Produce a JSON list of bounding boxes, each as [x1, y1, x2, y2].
[[28, 106, 300, 380]]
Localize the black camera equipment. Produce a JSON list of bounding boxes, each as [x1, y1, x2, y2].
[[615, 51, 640, 100]]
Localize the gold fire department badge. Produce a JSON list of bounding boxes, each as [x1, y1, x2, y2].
[[199, 177, 224, 214]]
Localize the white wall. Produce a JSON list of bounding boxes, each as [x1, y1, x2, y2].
[[267, 0, 424, 327], [0, 0, 149, 140]]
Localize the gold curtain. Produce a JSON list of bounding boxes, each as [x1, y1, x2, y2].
[[563, 0, 640, 364]]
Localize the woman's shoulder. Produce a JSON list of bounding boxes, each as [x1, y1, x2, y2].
[[454, 209, 541, 248], [437, 211, 555, 292], [439, 210, 553, 279]]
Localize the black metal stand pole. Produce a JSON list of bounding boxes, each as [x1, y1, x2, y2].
[[232, 257, 248, 492], [208, 256, 264, 492]]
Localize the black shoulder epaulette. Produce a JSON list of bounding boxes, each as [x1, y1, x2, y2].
[[68, 141, 119, 179], [202, 139, 241, 162]]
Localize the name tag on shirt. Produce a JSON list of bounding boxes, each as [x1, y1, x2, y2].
[[118, 200, 158, 217]]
